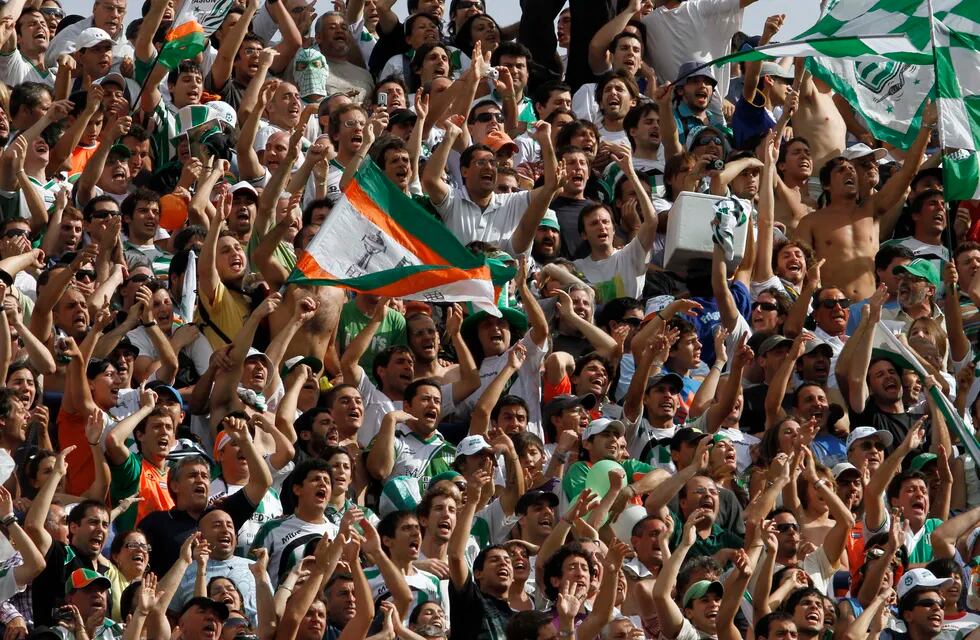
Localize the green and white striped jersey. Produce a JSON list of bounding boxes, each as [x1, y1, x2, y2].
[[382, 424, 457, 493], [364, 566, 448, 621], [250, 514, 338, 588]]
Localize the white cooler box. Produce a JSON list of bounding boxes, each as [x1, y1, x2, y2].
[[664, 191, 749, 276]]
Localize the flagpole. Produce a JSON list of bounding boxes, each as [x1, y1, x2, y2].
[[925, 0, 956, 260], [129, 0, 194, 114]]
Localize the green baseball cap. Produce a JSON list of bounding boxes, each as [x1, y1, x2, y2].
[[539, 209, 560, 231], [893, 258, 940, 287], [682, 580, 724, 607], [910, 453, 938, 471], [65, 568, 110, 595]]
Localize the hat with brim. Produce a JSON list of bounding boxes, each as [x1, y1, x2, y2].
[[516, 489, 559, 515], [179, 597, 230, 621], [685, 125, 731, 155], [461, 306, 529, 350], [758, 334, 793, 357], [112, 336, 139, 357], [540, 209, 560, 231], [682, 580, 724, 607], [910, 453, 938, 472], [671, 427, 710, 450], [831, 462, 861, 480], [388, 109, 418, 127], [843, 143, 888, 163], [485, 130, 519, 155], [75, 27, 112, 50], [543, 393, 598, 427], [65, 568, 111, 594], [845, 426, 894, 451], [676, 61, 717, 86], [454, 434, 493, 461], [803, 338, 834, 359], [281, 355, 323, 378], [146, 382, 184, 407], [896, 568, 952, 599], [645, 372, 684, 394], [108, 143, 131, 159], [94, 71, 126, 90], [245, 347, 273, 369], [230, 181, 259, 200], [502, 538, 540, 556], [759, 62, 795, 81], [893, 259, 940, 287], [583, 418, 626, 440]]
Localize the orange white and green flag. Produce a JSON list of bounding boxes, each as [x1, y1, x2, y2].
[[158, 0, 232, 70], [288, 158, 500, 315]]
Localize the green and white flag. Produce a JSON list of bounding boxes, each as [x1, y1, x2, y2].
[[709, 0, 977, 151], [933, 21, 980, 200]]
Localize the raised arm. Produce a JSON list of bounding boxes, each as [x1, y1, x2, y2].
[[224, 415, 273, 506], [516, 258, 549, 346], [844, 286, 887, 412], [587, 0, 638, 74], [24, 446, 72, 556], [782, 257, 823, 338], [275, 530, 345, 640], [710, 244, 741, 333], [421, 121, 458, 205], [48, 86, 103, 177], [802, 449, 855, 566], [449, 468, 490, 588], [76, 113, 131, 208], [338, 297, 389, 386], [765, 332, 809, 428], [509, 123, 560, 255], [931, 503, 980, 559], [871, 102, 936, 217], [365, 410, 411, 481], [703, 334, 753, 432], [359, 517, 412, 617], [652, 509, 701, 639], [943, 263, 970, 364], [105, 387, 156, 466], [210, 0, 259, 91], [552, 290, 618, 358], [469, 346, 525, 436], [865, 419, 925, 531]]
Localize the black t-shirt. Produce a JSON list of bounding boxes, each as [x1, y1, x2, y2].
[[32, 543, 108, 626], [448, 575, 513, 640], [138, 489, 257, 577], [848, 399, 922, 454], [741, 383, 770, 434], [550, 196, 596, 259]]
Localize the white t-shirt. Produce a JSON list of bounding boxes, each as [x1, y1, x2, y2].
[[573, 236, 650, 302], [0, 51, 55, 87]]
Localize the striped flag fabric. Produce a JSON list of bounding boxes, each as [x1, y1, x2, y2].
[[287, 158, 499, 314], [707, 0, 978, 151], [932, 21, 980, 200], [871, 322, 980, 464], [157, 0, 233, 70]]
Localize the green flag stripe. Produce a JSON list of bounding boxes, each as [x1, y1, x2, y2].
[[354, 159, 484, 269], [804, 57, 928, 150], [943, 153, 980, 200], [708, 35, 928, 68]]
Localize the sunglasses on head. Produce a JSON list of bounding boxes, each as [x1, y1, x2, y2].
[[752, 301, 778, 312], [40, 7, 64, 17], [818, 298, 849, 309], [474, 112, 505, 124]]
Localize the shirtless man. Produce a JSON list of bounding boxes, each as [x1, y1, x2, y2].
[[792, 103, 936, 302], [791, 67, 848, 200], [774, 137, 815, 232]]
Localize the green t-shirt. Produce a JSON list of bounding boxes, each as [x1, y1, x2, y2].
[[561, 458, 653, 504], [337, 300, 407, 383], [667, 509, 745, 558]]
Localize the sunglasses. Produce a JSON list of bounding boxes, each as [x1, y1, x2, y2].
[[75, 269, 97, 282], [125, 274, 152, 285], [91, 209, 120, 220], [458, 0, 482, 9], [619, 317, 642, 327], [774, 522, 800, 533], [914, 598, 945, 609], [860, 441, 885, 451], [695, 136, 722, 147], [40, 7, 64, 17], [474, 112, 505, 124], [1, 229, 28, 239], [752, 301, 778, 312], [817, 298, 849, 309]]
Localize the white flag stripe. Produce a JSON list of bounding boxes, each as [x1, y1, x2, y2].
[[950, 46, 980, 98], [938, 98, 976, 150]]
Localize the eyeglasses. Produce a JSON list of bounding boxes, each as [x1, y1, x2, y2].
[[695, 136, 722, 147], [914, 598, 945, 609], [474, 112, 505, 124], [75, 269, 97, 282], [124, 542, 151, 552], [342, 119, 366, 129], [471, 158, 496, 168], [818, 298, 849, 309], [242, 47, 263, 56], [91, 209, 120, 220], [752, 302, 778, 312], [1, 229, 28, 239], [692, 487, 719, 497], [859, 441, 885, 451], [40, 7, 65, 18], [774, 522, 800, 533]]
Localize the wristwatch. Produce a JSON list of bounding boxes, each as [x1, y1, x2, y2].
[[0, 514, 16, 527]]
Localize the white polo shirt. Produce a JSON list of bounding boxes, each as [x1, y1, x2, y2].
[[432, 187, 532, 247]]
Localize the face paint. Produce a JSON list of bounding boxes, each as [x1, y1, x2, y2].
[[293, 48, 329, 101]]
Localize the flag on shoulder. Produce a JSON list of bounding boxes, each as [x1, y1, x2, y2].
[[933, 21, 980, 200], [157, 0, 234, 70], [872, 321, 980, 463], [288, 158, 499, 314]]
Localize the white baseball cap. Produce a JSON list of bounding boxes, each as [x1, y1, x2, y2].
[[583, 418, 626, 440], [454, 435, 493, 460], [896, 568, 952, 599], [843, 143, 888, 163], [75, 27, 112, 50], [832, 462, 861, 480], [845, 426, 894, 451]]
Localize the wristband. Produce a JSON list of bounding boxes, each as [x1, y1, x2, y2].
[[141, 321, 157, 327], [88, 440, 100, 447], [555, 451, 570, 463], [0, 514, 16, 527]]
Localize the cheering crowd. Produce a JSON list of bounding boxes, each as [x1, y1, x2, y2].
[[0, 0, 973, 639]]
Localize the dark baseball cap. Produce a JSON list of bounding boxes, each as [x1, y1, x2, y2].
[[516, 489, 559, 515], [670, 427, 710, 450]]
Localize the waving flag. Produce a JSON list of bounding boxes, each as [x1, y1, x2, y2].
[[288, 159, 499, 314], [932, 21, 980, 200], [157, 0, 233, 70]]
